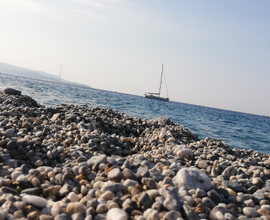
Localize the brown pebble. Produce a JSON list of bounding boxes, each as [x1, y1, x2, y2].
[[27, 211, 40, 220], [39, 215, 54, 220], [66, 202, 86, 215]]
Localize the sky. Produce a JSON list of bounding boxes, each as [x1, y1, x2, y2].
[[0, 0, 270, 116]]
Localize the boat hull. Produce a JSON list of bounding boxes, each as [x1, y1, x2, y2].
[[144, 94, 169, 102]]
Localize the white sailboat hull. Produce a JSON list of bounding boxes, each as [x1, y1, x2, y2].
[[144, 94, 169, 102]]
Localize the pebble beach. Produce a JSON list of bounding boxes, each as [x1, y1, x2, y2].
[[1, 88, 270, 220]]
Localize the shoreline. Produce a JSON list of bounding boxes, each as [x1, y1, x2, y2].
[[0, 88, 270, 220], [1, 71, 268, 117]]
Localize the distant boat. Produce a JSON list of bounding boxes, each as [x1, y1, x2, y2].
[[144, 64, 169, 102]]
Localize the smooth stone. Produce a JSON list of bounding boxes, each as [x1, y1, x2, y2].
[[197, 160, 208, 169], [21, 187, 42, 195], [14, 210, 25, 219], [51, 202, 61, 217], [108, 168, 123, 182], [194, 188, 206, 198], [96, 204, 108, 214], [141, 178, 157, 189], [207, 189, 222, 205], [3, 88, 21, 95], [22, 195, 48, 208], [221, 181, 244, 192], [143, 208, 159, 220], [0, 209, 8, 220], [67, 192, 79, 202], [66, 202, 86, 215], [100, 191, 115, 201], [202, 197, 216, 209], [11, 171, 23, 180], [106, 208, 128, 220], [209, 206, 238, 220], [136, 166, 150, 179], [27, 211, 40, 220], [87, 155, 107, 168], [176, 149, 193, 160], [94, 213, 107, 220], [146, 189, 159, 201], [138, 192, 152, 207], [243, 207, 258, 218], [72, 213, 84, 220], [55, 213, 72, 220], [40, 215, 54, 220], [101, 183, 127, 194], [122, 168, 137, 180], [123, 179, 139, 187], [173, 167, 212, 191], [181, 196, 194, 207], [222, 166, 237, 177], [159, 188, 181, 211]]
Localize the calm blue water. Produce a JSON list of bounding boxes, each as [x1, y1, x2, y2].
[[1, 73, 270, 154]]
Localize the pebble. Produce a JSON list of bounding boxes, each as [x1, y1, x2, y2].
[[22, 195, 48, 208], [107, 208, 128, 220], [66, 202, 86, 215], [174, 167, 212, 191], [1, 89, 270, 220]]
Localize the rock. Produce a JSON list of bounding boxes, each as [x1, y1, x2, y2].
[[202, 197, 216, 209], [147, 117, 171, 126], [159, 188, 181, 211], [72, 213, 84, 220], [67, 192, 79, 202], [143, 208, 159, 220], [1, 186, 19, 195], [242, 207, 258, 218], [101, 183, 127, 194], [22, 195, 48, 208], [222, 166, 237, 177], [197, 160, 208, 169], [3, 88, 21, 95], [176, 149, 193, 160], [182, 204, 200, 220], [162, 210, 182, 220], [107, 208, 128, 220], [141, 178, 157, 189], [207, 189, 222, 205], [138, 192, 152, 207], [40, 215, 54, 220], [108, 168, 123, 182], [55, 213, 72, 220], [136, 166, 150, 179], [209, 206, 238, 220], [221, 180, 244, 192], [21, 187, 42, 195], [173, 167, 212, 191], [87, 155, 107, 168], [66, 202, 86, 215], [27, 211, 40, 220]]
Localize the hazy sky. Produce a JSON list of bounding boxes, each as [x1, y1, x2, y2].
[[0, 0, 270, 115]]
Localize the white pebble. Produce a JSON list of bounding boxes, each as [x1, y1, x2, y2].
[[107, 208, 128, 220], [67, 192, 79, 202], [22, 195, 47, 208]]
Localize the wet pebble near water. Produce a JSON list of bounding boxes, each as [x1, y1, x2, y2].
[[0, 88, 270, 219]]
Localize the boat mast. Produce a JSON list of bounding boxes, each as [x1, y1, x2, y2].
[[158, 64, 164, 97], [59, 65, 62, 79]]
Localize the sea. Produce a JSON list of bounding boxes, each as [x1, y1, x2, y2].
[[1, 73, 270, 154]]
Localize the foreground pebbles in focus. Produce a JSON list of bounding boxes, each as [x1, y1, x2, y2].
[[0, 88, 270, 220]]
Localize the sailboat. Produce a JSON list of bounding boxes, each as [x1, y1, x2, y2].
[[144, 64, 169, 102]]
